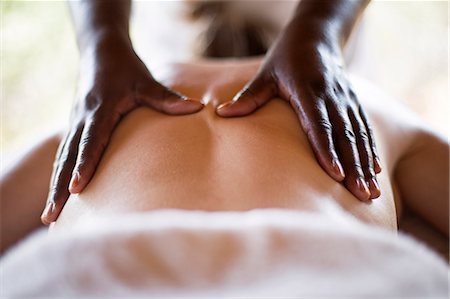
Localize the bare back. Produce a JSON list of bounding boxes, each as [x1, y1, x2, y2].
[[54, 59, 419, 231]]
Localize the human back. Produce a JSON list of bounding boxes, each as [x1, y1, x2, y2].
[[52, 59, 403, 230]]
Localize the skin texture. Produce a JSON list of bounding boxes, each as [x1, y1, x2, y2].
[[49, 61, 449, 262], [49, 59, 448, 234], [216, 0, 380, 201], [43, 0, 378, 224], [1, 60, 448, 259], [41, 0, 204, 224], [52, 60, 398, 232]]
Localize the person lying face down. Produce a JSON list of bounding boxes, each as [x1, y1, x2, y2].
[[42, 0, 382, 225], [49, 59, 449, 251], [50, 59, 393, 230], [0, 1, 447, 260], [0, 59, 448, 261]]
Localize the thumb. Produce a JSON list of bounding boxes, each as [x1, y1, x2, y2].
[[216, 73, 276, 117], [138, 80, 204, 115]]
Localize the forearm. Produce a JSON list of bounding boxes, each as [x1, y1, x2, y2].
[[68, 0, 132, 55], [291, 0, 370, 48]]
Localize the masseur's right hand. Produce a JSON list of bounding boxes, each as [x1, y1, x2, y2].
[[41, 32, 203, 224]]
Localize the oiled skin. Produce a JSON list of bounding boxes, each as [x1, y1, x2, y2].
[[54, 60, 408, 231], [46, 0, 374, 224]]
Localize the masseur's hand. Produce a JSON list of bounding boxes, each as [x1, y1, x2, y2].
[[41, 34, 203, 224], [216, 15, 381, 201]]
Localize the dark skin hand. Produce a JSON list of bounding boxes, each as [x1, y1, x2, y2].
[[41, 0, 203, 224], [217, 0, 381, 201], [41, 0, 379, 224]]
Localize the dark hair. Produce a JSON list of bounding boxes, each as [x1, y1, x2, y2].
[[188, 1, 270, 58]]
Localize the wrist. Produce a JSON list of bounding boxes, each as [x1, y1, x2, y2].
[[278, 17, 344, 69], [288, 15, 340, 49], [79, 27, 132, 59]]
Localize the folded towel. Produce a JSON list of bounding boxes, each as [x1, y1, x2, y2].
[[1, 209, 448, 298]]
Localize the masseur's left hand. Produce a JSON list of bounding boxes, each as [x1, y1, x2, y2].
[[216, 1, 381, 201]]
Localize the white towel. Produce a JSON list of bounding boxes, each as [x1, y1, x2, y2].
[[1, 209, 448, 298]]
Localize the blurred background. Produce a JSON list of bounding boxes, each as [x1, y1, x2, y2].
[[1, 1, 448, 161]]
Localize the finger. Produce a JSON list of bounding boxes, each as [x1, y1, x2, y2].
[[138, 81, 204, 115], [69, 111, 118, 194], [349, 108, 380, 199], [216, 72, 276, 117], [330, 110, 371, 201], [295, 94, 345, 182], [358, 105, 382, 173], [41, 126, 83, 224]]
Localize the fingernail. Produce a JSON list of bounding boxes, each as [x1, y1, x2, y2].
[[370, 177, 380, 191], [356, 177, 370, 200], [332, 159, 345, 179], [41, 201, 55, 221], [217, 101, 233, 110], [185, 98, 203, 105], [374, 157, 382, 173], [368, 177, 381, 198], [182, 98, 204, 110], [69, 172, 80, 193]]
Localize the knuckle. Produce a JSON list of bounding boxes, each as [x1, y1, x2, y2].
[[357, 129, 370, 143], [316, 119, 333, 134], [79, 135, 91, 148], [83, 92, 102, 112], [305, 118, 331, 139], [348, 88, 358, 101], [354, 161, 362, 170], [343, 127, 356, 143], [333, 81, 345, 95]]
